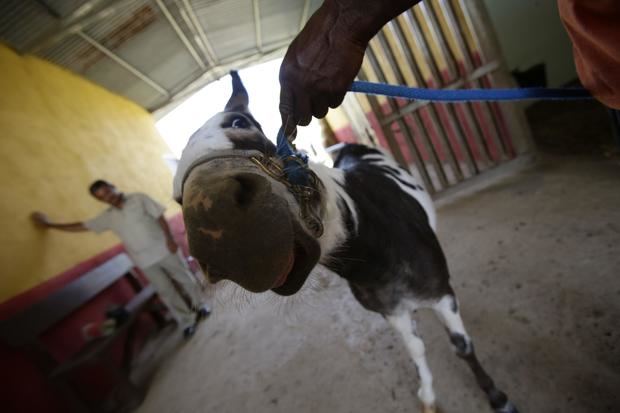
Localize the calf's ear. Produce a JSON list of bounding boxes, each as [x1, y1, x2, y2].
[[224, 70, 249, 113]]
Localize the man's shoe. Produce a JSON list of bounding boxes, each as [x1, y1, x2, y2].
[[183, 325, 196, 339]]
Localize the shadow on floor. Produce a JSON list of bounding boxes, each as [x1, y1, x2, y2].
[[526, 98, 618, 157]]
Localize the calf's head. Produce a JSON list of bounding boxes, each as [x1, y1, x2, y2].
[[173, 72, 321, 296]]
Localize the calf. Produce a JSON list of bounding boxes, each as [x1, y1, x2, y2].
[[172, 72, 518, 413]]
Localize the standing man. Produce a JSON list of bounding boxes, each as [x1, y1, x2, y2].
[[32, 179, 209, 339]]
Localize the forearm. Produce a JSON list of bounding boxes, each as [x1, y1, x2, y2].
[[325, 0, 422, 44], [46, 222, 88, 232]]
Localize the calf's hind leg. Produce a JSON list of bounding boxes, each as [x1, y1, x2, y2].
[[433, 295, 518, 413]]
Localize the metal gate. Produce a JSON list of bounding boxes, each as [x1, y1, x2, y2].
[[337, 0, 532, 195]]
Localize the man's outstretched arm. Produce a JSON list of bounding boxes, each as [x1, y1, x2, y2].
[[31, 211, 88, 232]]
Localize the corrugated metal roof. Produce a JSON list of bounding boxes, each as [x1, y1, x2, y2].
[[85, 0, 152, 45], [261, 0, 304, 45], [198, 0, 254, 58], [0, 0, 58, 50], [0, 0, 318, 113], [45, 0, 94, 18], [40, 33, 90, 70]]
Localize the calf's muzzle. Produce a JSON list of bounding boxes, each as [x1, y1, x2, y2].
[[181, 162, 296, 293]]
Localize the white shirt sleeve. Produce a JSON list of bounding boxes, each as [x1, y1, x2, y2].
[[137, 193, 166, 218], [84, 211, 111, 233]]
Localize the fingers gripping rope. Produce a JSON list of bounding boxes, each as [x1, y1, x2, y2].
[[276, 126, 309, 187]]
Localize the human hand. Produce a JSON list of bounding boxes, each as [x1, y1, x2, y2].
[[31, 211, 51, 228], [166, 238, 179, 254], [279, 1, 368, 134]]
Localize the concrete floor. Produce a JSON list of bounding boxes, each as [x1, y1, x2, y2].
[[134, 154, 620, 413]]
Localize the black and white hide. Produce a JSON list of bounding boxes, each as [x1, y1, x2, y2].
[[172, 72, 518, 413]]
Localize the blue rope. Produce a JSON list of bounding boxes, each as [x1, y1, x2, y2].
[[276, 127, 310, 187], [350, 81, 593, 102], [276, 81, 594, 183]]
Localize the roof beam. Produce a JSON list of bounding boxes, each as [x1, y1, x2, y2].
[[153, 0, 206, 71], [179, 0, 218, 66], [77, 31, 170, 97], [25, 0, 133, 53], [252, 0, 262, 52]]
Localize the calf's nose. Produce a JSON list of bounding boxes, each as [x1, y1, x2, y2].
[[181, 165, 295, 292]]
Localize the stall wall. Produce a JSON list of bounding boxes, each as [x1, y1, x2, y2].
[[482, 0, 576, 86], [0, 44, 179, 305]]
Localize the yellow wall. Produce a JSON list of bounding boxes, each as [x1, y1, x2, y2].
[[0, 45, 179, 303]]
